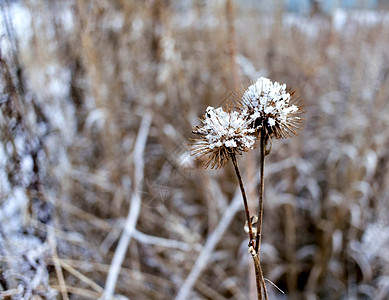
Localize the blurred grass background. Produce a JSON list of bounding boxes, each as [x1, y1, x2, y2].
[[1, 0, 389, 299]]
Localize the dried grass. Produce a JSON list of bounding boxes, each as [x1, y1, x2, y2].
[[1, 1, 389, 299]]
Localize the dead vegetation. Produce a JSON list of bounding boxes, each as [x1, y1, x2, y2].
[[1, 1, 389, 299]]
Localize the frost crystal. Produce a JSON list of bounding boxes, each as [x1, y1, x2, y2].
[[191, 106, 256, 169], [239, 77, 303, 139]]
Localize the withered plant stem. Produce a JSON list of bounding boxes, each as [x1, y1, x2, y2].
[[255, 129, 269, 300], [230, 153, 254, 246], [256, 131, 265, 253], [231, 153, 264, 300], [253, 253, 263, 300]]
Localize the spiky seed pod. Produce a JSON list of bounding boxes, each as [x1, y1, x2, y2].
[[235, 77, 304, 140], [191, 106, 256, 169]]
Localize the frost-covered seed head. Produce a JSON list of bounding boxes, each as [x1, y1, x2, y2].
[[191, 106, 256, 169], [237, 77, 304, 139]]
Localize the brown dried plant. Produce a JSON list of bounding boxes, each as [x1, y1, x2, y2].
[[2, 1, 389, 299], [192, 77, 304, 300]]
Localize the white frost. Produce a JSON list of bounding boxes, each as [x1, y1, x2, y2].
[[225, 140, 237, 148], [242, 77, 296, 128], [196, 106, 256, 151]]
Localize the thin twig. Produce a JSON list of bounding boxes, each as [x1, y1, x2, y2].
[[46, 257, 174, 291], [51, 285, 102, 299], [101, 113, 153, 300], [59, 260, 104, 294], [230, 154, 254, 246], [265, 278, 285, 295], [175, 188, 243, 300], [259, 258, 268, 300], [231, 153, 263, 299], [133, 229, 199, 252], [252, 254, 263, 300], [47, 226, 69, 300], [256, 130, 269, 300], [255, 132, 265, 253]]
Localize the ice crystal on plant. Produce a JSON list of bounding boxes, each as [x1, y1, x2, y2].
[[191, 106, 256, 169], [238, 77, 303, 139]]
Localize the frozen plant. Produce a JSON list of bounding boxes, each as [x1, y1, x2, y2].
[[191, 77, 304, 300], [238, 77, 303, 299], [191, 105, 262, 297], [238, 76, 303, 140], [191, 106, 256, 169]]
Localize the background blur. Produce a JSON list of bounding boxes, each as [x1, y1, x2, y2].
[[1, 0, 389, 299]]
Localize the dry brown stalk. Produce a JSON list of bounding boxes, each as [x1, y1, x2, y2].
[[4, 1, 389, 299], [253, 130, 269, 300], [231, 153, 263, 299], [230, 154, 255, 246]]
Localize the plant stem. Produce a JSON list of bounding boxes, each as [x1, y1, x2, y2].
[[230, 153, 254, 246], [230, 153, 264, 300], [256, 132, 265, 253], [256, 130, 269, 300], [253, 254, 263, 300], [260, 261, 268, 300]]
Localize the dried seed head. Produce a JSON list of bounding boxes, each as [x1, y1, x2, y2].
[[236, 77, 304, 139], [191, 106, 256, 169]]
